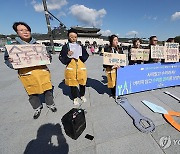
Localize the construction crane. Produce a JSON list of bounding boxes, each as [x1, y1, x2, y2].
[[42, 0, 67, 54]]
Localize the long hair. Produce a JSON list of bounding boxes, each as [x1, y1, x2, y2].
[[133, 38, 141, 46], [108, 34, 119, 52], [108, 34, 118, 47]]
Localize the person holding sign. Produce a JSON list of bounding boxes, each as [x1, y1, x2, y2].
[[166, 38, 175, 43], [144, 36, 161, 64], [59, 29, 89, 105], [103, 35, 123, 97], [164, 38, 179, 63], [128, 38, 143, 65], [166, 37, 180, 62], [4, 22, 57, 119]]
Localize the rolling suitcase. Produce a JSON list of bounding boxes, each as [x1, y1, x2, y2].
[[61, 108, 86, 140]]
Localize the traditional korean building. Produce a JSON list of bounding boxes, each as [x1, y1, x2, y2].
[[70, 26, 103, 45]]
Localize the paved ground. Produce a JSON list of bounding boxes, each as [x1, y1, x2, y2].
[[0, 52, 180, 154]]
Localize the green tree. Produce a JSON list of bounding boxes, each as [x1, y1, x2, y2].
[[175, 36, 180, 44]]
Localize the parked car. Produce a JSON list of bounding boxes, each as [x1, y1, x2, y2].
[[53, 43, 62, 52], [42, 42, 62, 53]]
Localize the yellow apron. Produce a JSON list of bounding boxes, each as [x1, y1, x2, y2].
[[18, 65, 52, 95], [65, 59, 87, 86], [105, 67, 116, 88]]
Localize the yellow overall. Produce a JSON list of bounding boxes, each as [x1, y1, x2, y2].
[[65, 59, 87, 86], [18, 65, 52, 95], [105, 67, 116, 88]]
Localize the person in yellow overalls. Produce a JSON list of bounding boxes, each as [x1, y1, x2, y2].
[[59, 29, 89, 105], [103, 35, 123, 97], [4, 22, 57, 119]]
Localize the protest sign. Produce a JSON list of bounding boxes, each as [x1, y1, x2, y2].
[[5, 44, 50, 69], [164, 43, 179, 62], [116, 62, 180, 96], [130, 48, 150, 61], [103, 52, 127, 66], [151, 45, 165, 59], [69, 43, 82, 59]]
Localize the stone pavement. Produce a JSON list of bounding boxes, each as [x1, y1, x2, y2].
[[0, 53, 180, 154]]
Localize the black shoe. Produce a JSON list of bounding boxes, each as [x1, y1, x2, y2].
[[51, 106, 57, 112], [33, 109, 41, 119], [48, 104, 57, 112], [109, 94, 115, 99], [40, 105, 43, 110]]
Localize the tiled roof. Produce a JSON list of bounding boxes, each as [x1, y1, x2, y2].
[[71, 26, 101, 33]]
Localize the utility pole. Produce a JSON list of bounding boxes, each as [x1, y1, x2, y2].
[[42, 0, 55, 54]]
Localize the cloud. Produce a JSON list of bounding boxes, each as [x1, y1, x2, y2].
[[31, 0, 36, 5], [99, 30, 112, 36], [99, 30, 120, 37], [32, 0, 68, 12], [171, 12, 180, 21], [31, 0, 37, 5], [69, 4, 106, 27], [152, 17, 157, 20], [126, 31, 138, 37], [144, 14, 157, 20], [57, 11, 66, 18]]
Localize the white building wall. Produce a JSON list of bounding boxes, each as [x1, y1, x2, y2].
[[36, 38, 149, 46], [37, 37, 105, 45]]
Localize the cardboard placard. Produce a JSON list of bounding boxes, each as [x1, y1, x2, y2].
[[5, 44, 50, 69], [130, 48, 150, 61], [164, 43, 179, 62], [151, 45, 165, 59], [103, 52, 127, 66]]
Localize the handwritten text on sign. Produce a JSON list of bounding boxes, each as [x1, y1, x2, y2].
[[103, 52, 127, 66], [5, 44, 50, 69], [151, 45, 165, 59], [164, 43, 179, 62], [130, 48, 150, 61]]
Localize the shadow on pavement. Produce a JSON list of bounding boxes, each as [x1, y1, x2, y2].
[[58, 80, 72, 100], [86, 77, 110, 95], [101, 75, 108, 84], [58, 77, 111, 99], [24, 123, 69, 154]]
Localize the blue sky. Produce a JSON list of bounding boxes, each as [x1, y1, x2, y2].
[[1, 0, 180, 40]]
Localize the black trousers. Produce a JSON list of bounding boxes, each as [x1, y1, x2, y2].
[[28, 90, 54, 109], [70, 85, 85, 99], [110, 87, 116, 96]]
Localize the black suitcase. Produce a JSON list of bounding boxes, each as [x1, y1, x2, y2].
[[61, 108, 86, 140]]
